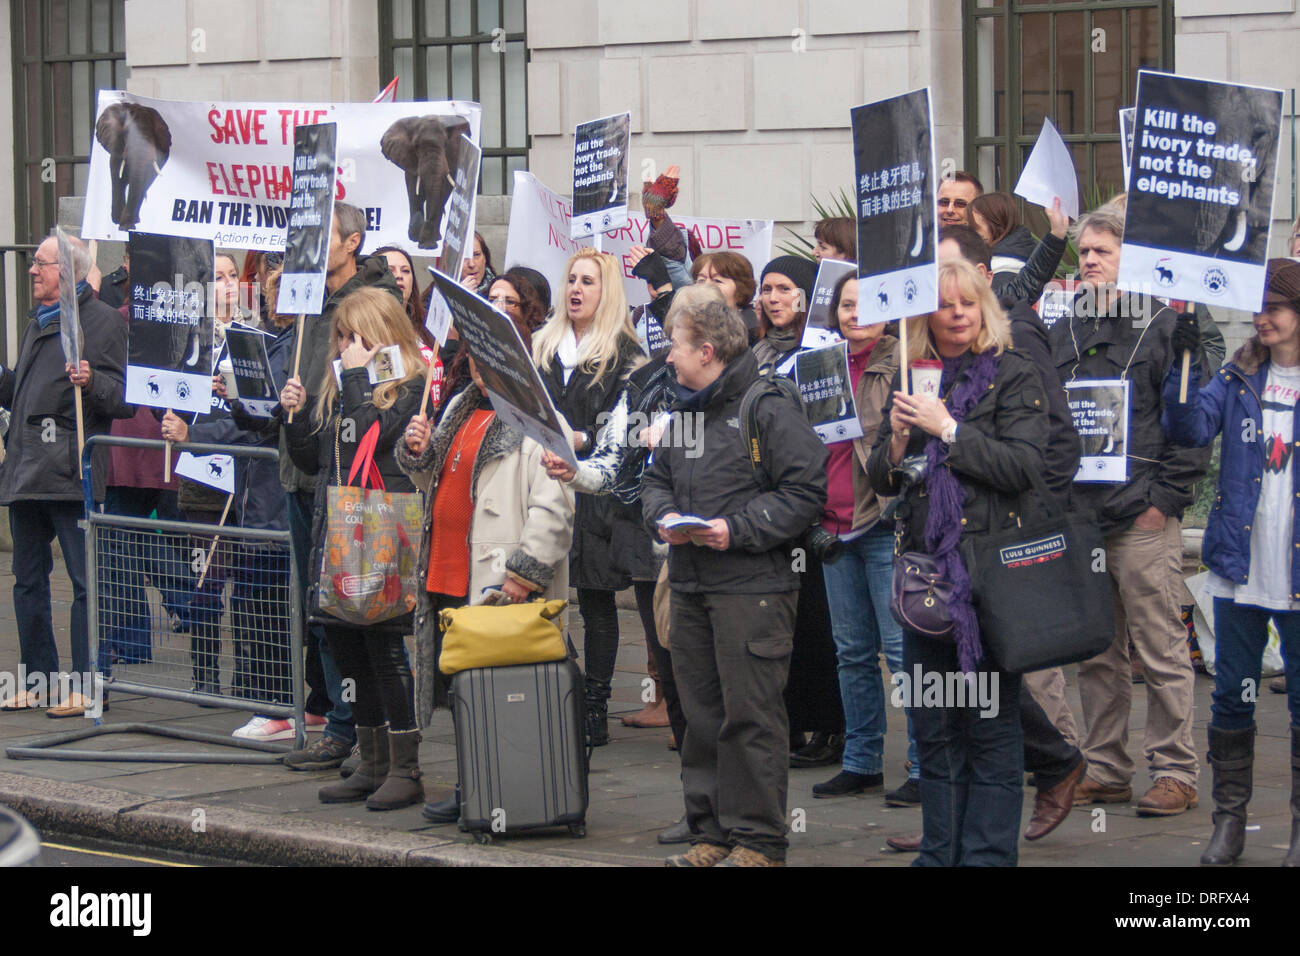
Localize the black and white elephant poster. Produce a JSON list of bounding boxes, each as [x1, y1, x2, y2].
[[428, 270, 578, 470], [83, 92, 481, 255], [280, 122, 337, 317], [571, 112, 631, 241], [852, 89, 937, 325], [794, 342, 863, 446], [1118, 71, 1283, 314], [125, 232, 215, 415], [437, 134, 482, 281], [224, 324, 280, 418]]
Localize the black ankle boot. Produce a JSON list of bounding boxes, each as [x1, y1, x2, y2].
[[1201, 724, 1254, 866], [1285, 725, 1300, 867], [422, 786, 461, 824], [585, 678, 611, 747]]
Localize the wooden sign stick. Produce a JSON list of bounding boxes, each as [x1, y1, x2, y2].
[[287, 312, 306, 423], [163, 408, 173, 483], [1178, 350, 1192, 404], [417, 342, 441, 419], [196, 493, 235, 590]]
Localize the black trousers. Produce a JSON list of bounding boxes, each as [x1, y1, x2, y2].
[[1021, 689, 1082, 790], [324, 625, 415, 731]]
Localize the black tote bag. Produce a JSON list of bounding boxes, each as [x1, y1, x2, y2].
[[960, 471, 1114, 673]]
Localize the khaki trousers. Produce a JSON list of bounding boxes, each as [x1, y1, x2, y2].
[[1023, 667, 1080, 749], [1078, 517, 1198, 787]]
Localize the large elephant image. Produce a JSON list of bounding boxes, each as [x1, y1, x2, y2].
[[381, 114, 471, 249], [94, 102, 172, 232]]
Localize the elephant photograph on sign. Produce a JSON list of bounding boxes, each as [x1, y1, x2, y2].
[[381, 114, 472, 249], [94, 102, 172, 232]]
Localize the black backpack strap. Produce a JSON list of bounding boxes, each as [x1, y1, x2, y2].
[[738, 375, 804, 492]]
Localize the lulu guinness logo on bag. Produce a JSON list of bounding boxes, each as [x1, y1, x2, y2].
[[998, 533, 1067, 568]]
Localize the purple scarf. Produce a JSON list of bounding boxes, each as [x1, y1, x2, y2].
[[923, 350, 1000, 673]]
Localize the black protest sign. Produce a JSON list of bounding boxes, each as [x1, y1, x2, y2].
[[125, 232, 214, 414], [801, 258, 857, 348], [225, 324, 280, 417], [1119, 71, 1283, 313], [428, 271, 578, 469], [281, 122, 337, 316], [794, 341, 863, 445], [571, 112, 631, 240], [55, 227, 82, 367], [634, 305, 668, 357], [1066, 379, 1129, 484], [852, 89, 937, 325], [439, 133, 482, 283]]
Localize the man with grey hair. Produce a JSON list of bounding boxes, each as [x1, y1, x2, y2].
[[1048, 205, 1219, 816], [0, 230, 130, 715], [641, 284, 828, 866]]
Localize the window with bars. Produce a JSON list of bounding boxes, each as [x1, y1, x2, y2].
[[11, 0, 128, 244], [964, 0, 1173, 216], [379, 0, 528, 196]]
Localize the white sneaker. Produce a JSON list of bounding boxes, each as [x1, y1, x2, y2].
[[232, 716, 296, 741]]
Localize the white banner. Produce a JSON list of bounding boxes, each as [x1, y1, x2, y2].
[[83, 92, 481, 256], [504, 171, 773, 308]]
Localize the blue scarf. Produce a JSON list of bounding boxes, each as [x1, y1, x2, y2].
[[35, 281, 90, 329]]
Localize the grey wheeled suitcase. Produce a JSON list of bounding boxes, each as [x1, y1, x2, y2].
[[450, 659, 589, 842]]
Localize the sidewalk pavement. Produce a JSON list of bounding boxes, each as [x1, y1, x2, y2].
[[0, 561, 1295, 867]]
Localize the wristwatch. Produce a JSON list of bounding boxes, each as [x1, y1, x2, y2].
[[940, 419, 958, 444]]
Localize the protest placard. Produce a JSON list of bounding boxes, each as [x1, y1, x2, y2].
[[571, 112, 631, 241], [633, 306, 669, 357], [175, 451, 236, 494], [439, 133, 482, 284], [280, 123, 336, 317], [1119, 107, 1136, 188], [505, 171, 773, 307], [801, 258, 856, 348], [224, 324, 279, 417], [1119, 70, 1283, 314], [1014, 118, 1080, 221], [1035, 278, 1079, 331], [851, 89, 937, 328], [1066, 379, 1129, 483], [795, 342, 863, 445], [82, 92, 481, 254], [427, 271, 578, 469], [125, 232, 214, 415]]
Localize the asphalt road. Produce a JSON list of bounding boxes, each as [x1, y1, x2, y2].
[[37, 833, 256, 867]]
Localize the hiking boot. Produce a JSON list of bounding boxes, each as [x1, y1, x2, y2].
[[884, 778, 922, 806], [282, 734, 352, 771], [1073, 775, 1133, 805], [715, 846, 784, 867], [789, 731, 844, 768], [1137, 776, 1198, 817], [664, 843, 731, 867], [339, 742, 362, 779], [318, 725, 389, 804]]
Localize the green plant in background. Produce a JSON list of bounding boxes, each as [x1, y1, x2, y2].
[[1184, 435, 1221, 531], [1045, 181, 1122, 278], [778, 189, 856, 260]]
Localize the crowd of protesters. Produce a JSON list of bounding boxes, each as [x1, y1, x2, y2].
[[2, 164, 1299, 870]]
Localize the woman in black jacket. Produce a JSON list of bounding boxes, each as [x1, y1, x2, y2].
[[533, 247, 647, 746], [868, 258, 1049, 866], [280, 287, 427, 810], [968, 191, 1068, 306]]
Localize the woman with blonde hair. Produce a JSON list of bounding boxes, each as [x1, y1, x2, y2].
[[279, 286, 428, 810], [868, 257, 1049, 866], [534, 247, 648, 745]]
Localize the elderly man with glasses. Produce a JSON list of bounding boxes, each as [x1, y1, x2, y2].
[[0, 231, 130, 716]]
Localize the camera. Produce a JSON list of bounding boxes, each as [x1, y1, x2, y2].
[[880, 454, 928, 523], [800, 525, 844, 565]]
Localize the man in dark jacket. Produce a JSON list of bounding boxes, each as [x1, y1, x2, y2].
[[1047, 204, 1213, 816], [277, 202, 404, 770], [0, 232, 130, 713], [641, 290, 828, 867]]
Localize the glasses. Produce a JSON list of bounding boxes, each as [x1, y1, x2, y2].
[[490, 295, 520, 309], [937, 198, 969, 209], [31, 257, 57, 269]]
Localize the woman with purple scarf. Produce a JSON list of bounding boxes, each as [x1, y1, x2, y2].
[[868, 258, 1050, 866]]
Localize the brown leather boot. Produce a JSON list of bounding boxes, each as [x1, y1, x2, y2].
[[1025, 759, 1084, 841], [319, 725, 388, 803], [1073, 775, 1133, 804], [1137, 776, 1198, 817], [366, 728, 425, 811]]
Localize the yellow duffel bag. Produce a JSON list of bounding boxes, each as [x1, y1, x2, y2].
[[438, 599, 568, 676]]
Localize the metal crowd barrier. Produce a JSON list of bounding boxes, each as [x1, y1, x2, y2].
[[6, 436, 305, 764]]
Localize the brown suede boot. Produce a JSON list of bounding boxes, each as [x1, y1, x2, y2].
[[366, 728, 425, 811], [318, 725, 388, 803]]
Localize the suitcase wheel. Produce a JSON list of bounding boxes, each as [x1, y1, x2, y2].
[[568, 823, 586, 839]]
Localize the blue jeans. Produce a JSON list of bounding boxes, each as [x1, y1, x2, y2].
[[821, 527, 918, 778], [1211, 598, 1300, 729], [288, 489, 354, 744], [906, 629, 1023, 867], [10, 500, 89, 681]]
